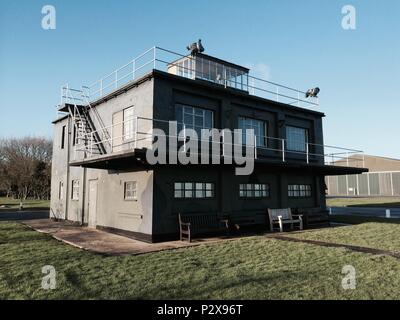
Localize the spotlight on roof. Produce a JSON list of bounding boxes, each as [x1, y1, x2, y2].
[[305, 87, 320, 98]]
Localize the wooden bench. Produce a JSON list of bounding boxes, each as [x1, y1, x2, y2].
[[267, 208, 303, 233], [178, 213, 229, 242], [229, 216, 258, 231], [297, 207, 329, 228]]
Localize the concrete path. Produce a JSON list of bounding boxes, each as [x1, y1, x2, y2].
[[22, 219, 230, 256], [330, 207, 400, 218], [0, 210, 49, 221]]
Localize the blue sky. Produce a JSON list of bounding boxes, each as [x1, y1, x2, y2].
[[0, 0, 399, 158]]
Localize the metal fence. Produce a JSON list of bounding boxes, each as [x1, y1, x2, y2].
[[326, 171, 400, 196], [60, 46, 319, 110]]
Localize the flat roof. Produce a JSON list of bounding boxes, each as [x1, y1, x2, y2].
[[52, 114, 69, 124], [154, 70, 325, 117], [55, 69, 324, 122]]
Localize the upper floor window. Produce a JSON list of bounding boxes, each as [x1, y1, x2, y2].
[[175, 104, 213, 136], [174, 182, 214, 199], [286, 126, 308, 152], [71, 180, 80, 201], [61, 125, 66, 149], [124, 181, 137, 200], [176, 58, 195, 79], [288, 184, 312, 198], [123, 106, 134, 140], [239, 183, 270, 198], [238, 117, 266, 147]]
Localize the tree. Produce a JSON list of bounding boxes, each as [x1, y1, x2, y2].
[[0, 137, 52, 203]]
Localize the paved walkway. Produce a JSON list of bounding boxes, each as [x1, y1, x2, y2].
[[22, 219, 231, 256]]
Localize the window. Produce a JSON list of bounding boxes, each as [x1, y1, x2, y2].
[[288, 184, 312, 198], [239, 184, 270, 198], [238, 117, 266, 147], [175, 104, 213, 137], [59, 181, 64, 200], [124, 181, 137, 200], [286, 126, 308, 152], [174, 182, 214, 199], [61, 125, 66, 149], [177, 58, 194, 79], [123, 107, 135, 140], [72, 125, 77, 146], [71, 180, 80, 200]]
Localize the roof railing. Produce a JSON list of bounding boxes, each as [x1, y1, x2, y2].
[[60, 46, 319, 110]]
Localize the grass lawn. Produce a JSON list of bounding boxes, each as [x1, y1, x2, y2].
[[2, 222, 400, 299], [0, 197, 49, 211], [291, 223, 400, 253], [327, 197, 400, 208]]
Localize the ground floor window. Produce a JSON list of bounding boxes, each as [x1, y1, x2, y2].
[[288, 184, 312, 198], [174, 182, 214, 199], [71, 180, 80, 200], [59, 181, 64, 200], [124, 181, 137, 200], [239, 183, 270, 198]]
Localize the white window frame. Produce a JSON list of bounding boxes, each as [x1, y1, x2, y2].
[[174, 182, 214, 199], [239, 183, 270, 198], [288, 184, 312, 198], [123, 106, 135, 141], [71, 180, 80, 201], [124, 181, 137, 201]]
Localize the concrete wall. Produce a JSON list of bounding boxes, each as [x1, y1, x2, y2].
[[73, 78, 154, 161], [153, 72, 325, 165], [85, 168, 153, 235], [50, 117, 69, 220], [152, 165, 324, 238], [51, 77, 155, 239]]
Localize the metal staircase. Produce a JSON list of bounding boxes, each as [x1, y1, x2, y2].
[[61, 85, 110, 157]]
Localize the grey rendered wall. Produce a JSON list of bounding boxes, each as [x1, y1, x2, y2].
[[84, 168, 153, 234], [51, 77, 155, 236], [50, 117, 70, 220], [72, 78, 154, 162]]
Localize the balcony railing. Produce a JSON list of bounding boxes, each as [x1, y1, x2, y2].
[[61, 46, 319, 110], [73, 116, 364, 168]]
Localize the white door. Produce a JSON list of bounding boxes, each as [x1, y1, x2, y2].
[[88, 180, 98, 228]]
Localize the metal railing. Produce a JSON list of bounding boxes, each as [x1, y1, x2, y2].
[[60, 46, 319, 109], [72, 116, 364, 168]]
